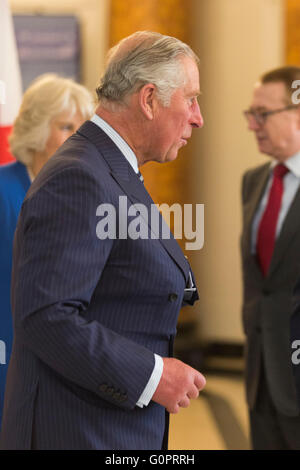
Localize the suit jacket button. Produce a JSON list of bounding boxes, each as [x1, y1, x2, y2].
[[113, 392, 122, 401], [99, 383, 108, 393], [120, 393, 128, 402], [168, 293, 178, 302]]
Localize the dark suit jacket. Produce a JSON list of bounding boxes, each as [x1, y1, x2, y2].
[[291, 280, 300, 407], [0, 121, 198, 450], [241, 162, 300, 416]]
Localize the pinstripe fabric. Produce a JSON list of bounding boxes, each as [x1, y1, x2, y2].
[[90, 114, 139, 173], [0, 122, 197, 450]]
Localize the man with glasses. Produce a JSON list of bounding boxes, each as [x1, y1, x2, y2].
[[241, 66, 300, 449]]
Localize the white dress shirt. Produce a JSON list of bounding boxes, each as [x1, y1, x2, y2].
[[251, 151, 300, 254], [90, 114, 163, 408]]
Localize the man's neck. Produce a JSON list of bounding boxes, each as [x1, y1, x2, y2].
[[95, 103, 149, 166], [271, 146, 300, 164]]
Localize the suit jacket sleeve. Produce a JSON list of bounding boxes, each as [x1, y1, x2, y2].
[[241, 170, 250, 205], [12, 164, 155, 411]]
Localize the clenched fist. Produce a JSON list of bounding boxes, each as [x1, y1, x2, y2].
[[152, 357, 206, 413]]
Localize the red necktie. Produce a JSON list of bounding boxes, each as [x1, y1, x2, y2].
[[256, 163, 289, 277]]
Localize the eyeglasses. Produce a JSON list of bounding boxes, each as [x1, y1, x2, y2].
[[243, 105, 299, 126]]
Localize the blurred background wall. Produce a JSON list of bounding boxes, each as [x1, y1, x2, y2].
[[188, 0, 284, 344], [8, 0, 293, 351]]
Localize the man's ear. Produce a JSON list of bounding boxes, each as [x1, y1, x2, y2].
[[139, 83, 157, 120]]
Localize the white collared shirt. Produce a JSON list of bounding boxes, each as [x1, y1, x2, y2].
[[251, 151, 300, 254], [90, 113, 139, 173], [90, 114, 163, 408], [26, 166, 34, 183]]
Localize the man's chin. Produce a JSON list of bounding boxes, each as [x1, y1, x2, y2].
[[166, 154, 180, 163], [158, 152, 179, 164], [153, 147, 181, 163], [257, 140, 271, 156]]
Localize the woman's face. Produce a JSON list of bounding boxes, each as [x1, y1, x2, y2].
[[31, 109, 85, 177], [44, 109, 85, 159]]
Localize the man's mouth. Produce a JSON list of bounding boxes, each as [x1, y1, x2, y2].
[[180, 136, 190, 145]]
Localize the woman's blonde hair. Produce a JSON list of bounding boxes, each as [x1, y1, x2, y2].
[[10, 74, 94, 165]]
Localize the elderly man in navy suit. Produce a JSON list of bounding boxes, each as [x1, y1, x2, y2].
[[0, 31, 205, 450]]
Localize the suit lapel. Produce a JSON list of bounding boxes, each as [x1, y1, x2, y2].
[[112, 170, 189, 282], [243, 163, 271, 259], [269, 185, 300, 277], [242, 158, 300, 279], [77, 121, 190, 283]]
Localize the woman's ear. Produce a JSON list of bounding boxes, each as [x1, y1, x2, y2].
[[138, 83, 157, 120]]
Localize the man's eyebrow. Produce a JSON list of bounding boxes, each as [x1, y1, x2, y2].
[[248, 106, 268, 112], [189, 90, 201, 97]]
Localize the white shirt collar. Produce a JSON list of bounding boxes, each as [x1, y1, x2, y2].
[[26, 166, 34, 183], [283, 151, 300, 178], [271, 151, 300, 178], [90, 113, 139, 174]]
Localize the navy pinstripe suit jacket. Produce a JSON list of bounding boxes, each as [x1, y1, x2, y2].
[[0, 122, 198, 450]]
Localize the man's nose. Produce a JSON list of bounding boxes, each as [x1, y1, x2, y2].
[[192, 101, 204, 128], [247, 115, 260, 131]]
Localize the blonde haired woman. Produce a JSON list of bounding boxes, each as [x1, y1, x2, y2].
[[0, 74, 94, 427]]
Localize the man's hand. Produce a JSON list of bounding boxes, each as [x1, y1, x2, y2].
[[152, 357, 206, 413]]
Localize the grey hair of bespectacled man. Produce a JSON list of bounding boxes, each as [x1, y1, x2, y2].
[[96, 31, 199, 109]]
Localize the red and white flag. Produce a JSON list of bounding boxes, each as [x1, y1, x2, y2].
[[0, 0, 22, 164]]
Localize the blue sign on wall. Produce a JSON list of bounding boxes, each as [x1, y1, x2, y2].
[[13, 15, 81, 90]]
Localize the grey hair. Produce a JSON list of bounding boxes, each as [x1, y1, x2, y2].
[[10, 74, 94, 166], [96, 31, 199, 107]]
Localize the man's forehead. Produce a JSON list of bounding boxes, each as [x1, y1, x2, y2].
[[251, 81, 287, 107], [180, 56, 200, 93]]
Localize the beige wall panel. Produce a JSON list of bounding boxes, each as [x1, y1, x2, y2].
[[188, 0, 284, 342]]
